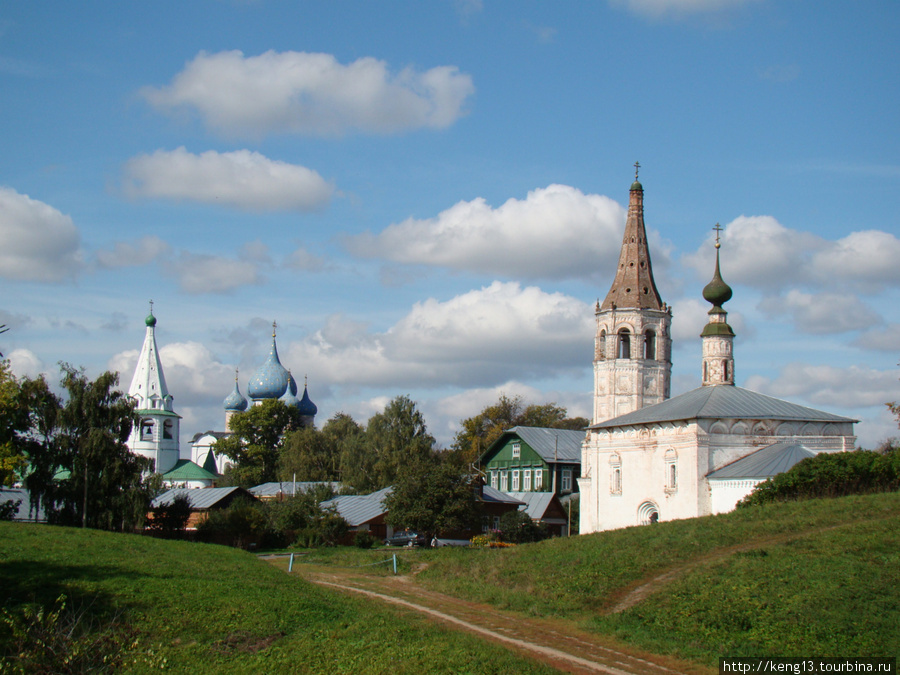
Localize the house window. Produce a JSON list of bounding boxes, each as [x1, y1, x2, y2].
[[490, 471, 498, 489], [665, 449, 677, 492], [511, 442, 521, 458], [561, 469, 572, 492], [617, 329, 631, 359], [534, 470, 543, 491], [493, 516, 501, 530], [163, 419, 174, 440], [644, 329, 656, 360], [500, 471, 508, 492], [523, 469, 532, 492], [512, 470, 520, 491]]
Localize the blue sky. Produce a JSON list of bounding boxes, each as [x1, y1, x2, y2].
[[1, 0, 897, 449]]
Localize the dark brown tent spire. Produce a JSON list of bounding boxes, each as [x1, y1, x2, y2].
[[600, 165, 665, 311]]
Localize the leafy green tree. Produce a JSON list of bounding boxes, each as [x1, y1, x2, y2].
[[498, 509, 547, 544], [215, 399, 302, 487], [146, 493, 192, 537], [451, 394, 589, 465], [359, 395, 436, 492], [278, 425, 339, 482], [25, 364, 151, 530], [384, 458, 480, 539], [0, 361, 27, 486]]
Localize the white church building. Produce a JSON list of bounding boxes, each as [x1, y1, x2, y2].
[[578, 172, 857, 534]]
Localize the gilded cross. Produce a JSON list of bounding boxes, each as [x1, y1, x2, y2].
[[713, 223, 723, 248], [634, 161, 640, 181]]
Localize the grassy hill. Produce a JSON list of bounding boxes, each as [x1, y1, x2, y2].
[[0, 523, 556, 674], [416, 492, 900, 662]]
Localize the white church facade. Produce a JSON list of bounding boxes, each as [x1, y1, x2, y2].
[[578, 172, 857, 534]]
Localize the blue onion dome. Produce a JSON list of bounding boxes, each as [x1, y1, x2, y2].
[[247, 323, 290, 400], [223, 370, 248, 412], [298, 380, 318, 418], [280, 372, 301, 408]]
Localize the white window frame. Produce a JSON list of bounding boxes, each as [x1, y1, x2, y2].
[[511, 442, 521, 459], [561, 469, 572, 492], [523, 469, 532, 492], [500, 471, 508, 492], [534, 469, 543, 491], [490, 471, 498, 489], [511, 470, 520, 491]]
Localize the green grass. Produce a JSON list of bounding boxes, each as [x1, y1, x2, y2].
[[414, 492, 900, 662], [0, 523, 556, 674]]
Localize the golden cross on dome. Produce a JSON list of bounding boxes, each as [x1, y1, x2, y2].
[[272, 320, 277, 338], [634, 161, 640, 181], [713, 222, 723, 249]]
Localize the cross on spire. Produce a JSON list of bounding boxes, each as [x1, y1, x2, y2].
[[713, 222, 723, 249], [634, 161, 641, 181], [272, 320, 277, 338], [149, 299, 154, 315]]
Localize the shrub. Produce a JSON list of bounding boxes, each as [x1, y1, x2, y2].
[[196, 498, 267, 549], [739, 448, 900, 507], [145, 494, 191, 537], [0, 498, 20, 521], [353, 530, 376, 549], [498, 510, 547, 544]]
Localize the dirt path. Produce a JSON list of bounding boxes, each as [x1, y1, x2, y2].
[[292, 565, 701, 675]]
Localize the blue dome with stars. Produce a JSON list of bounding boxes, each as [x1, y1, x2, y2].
[[223, 372, 248, 412], [279, 372, 301, 408]]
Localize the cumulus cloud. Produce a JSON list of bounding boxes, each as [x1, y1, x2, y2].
[[285, 282, 594, 389], [141, 50, 474, 137], [285, 246, 327, 272], [95, 235, 172, 269], [122, 147, 333, 211], [758, 290, 881, 335], [164, 252, 265, 294], [683, 216, 900, 293], [345, 184, 630, 280], [0, 186, 83, 282], [744, 363, 899, 411], [6, 348, 46, 379], [854, 323, 900, 352]]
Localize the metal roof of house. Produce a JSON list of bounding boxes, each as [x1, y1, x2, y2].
[[706, 443, 817, 480], [486, 427, 586, 463], [0, 488, 45, 522], [590, 385, 857, 429], [502, 491, 557, 520], [321, 486, 392, 527], [161, 459, 217, 481], [151, 486, 252, 509], [249, 481, 341, 498], [480, 485, 526, 505]]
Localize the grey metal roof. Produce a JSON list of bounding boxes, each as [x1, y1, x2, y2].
[[707, 443, 816, 479], [590, 385, 857, 429], [151, 486, 252, 509], [497, 427, 586, 463], [502, 491, 556, 520], [480, 485, 526, 505], [0, 488, 45, 522], [321, 487, 392, 527], [249, 481, 341, 498]]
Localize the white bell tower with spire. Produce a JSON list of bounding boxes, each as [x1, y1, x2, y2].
[[126, 301, 180, 474]]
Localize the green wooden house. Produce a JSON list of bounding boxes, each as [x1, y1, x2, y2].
[[480, 426, 584, 498]]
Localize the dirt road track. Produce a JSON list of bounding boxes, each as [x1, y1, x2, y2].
[[298, 568, 699, 675]]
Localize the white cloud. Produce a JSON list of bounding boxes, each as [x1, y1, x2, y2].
[[758, 289, 881, 335], [286, 281, 594, 388], [95, 235, 172, 269], [141, 50, 474, 137], [854, 324, 900, 352], [744, 363, 899, 411], [345, 184, 630, 280], [164, 252, 265, 294], [611, 0, 759, 17], [6, 348, 46, 379], [285, 246, 327, 272], [0, 186, 83, 282], [683, 216, 900, 293], [122, 147, 333, 211]]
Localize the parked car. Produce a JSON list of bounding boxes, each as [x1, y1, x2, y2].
[[383, 529, 427, 547]]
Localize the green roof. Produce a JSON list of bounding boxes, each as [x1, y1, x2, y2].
[[161, 459, 217, 481]]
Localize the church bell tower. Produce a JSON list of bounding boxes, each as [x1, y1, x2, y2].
[[593, 165, 672, 423]]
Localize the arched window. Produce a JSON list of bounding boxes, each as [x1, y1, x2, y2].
[[617, 329, 631, 359], [140, 419, 154, 440], [643, 329, 656, 360], [598, 330, 606, 359], [722, 360, 730, 381], [638, 501, 659, 526], [163, 420, 174, 440]]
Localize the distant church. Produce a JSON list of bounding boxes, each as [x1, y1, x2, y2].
[[126, 310, 317, 484], [578, 169, 857, 533]]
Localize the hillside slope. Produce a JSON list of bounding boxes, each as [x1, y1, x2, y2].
[[0, 523, 555, 674], [417, 492, 900, 662]]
